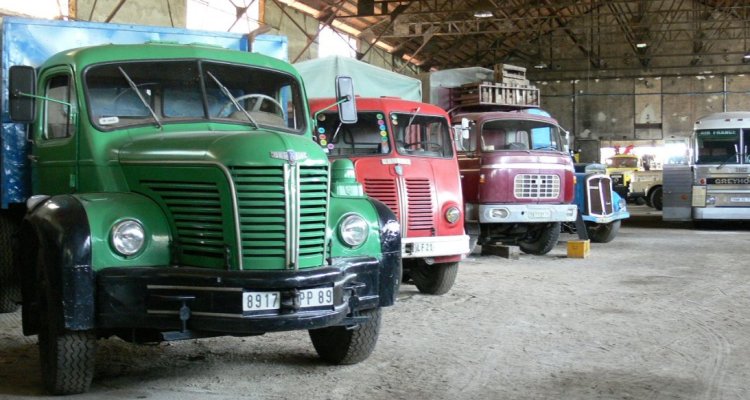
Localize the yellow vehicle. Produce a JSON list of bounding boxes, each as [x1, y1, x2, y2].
[[605, 153, 640, 198]]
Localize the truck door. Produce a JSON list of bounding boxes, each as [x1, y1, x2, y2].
[[31, 67, 79, 196], [456, 123, 480, 204]]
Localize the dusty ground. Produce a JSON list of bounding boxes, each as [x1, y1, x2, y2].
[[1, 206, 749, 399]]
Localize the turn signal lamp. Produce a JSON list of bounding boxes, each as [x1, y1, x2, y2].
[[479, 173, 485, 184]]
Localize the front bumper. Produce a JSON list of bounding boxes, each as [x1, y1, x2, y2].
[[96, 256, 396, 336], [693, 206, 750, 220], [582, 210, 630, 224], [402, 234, 471, 258], [479, 204, 577, 223]]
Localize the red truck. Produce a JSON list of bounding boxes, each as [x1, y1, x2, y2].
[[309, 97, 470, 294], [454, 109, 577, 254]]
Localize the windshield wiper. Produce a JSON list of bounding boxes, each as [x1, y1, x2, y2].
[[205, 71, 258, 129], [717, 144, 739, 170], [533, 145, 559, 151], [118, 67, 162, 129], [404, 107, 421, 134]]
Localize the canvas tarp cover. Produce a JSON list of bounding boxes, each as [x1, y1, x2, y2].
[[295, 56, 421, 102]]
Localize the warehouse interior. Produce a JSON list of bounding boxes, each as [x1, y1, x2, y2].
[[0, 0, 748, 399]]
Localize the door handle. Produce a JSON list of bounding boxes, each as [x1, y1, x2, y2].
[[28, 155, 39, 162]]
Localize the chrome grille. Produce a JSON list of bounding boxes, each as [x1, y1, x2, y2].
[[587, 175, 614, 216], [405, 178, 434, 232], [514, 174, 560, 199]]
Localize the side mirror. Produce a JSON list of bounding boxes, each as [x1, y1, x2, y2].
[[9, 65, 37, 123], [460, 117, 470, 139], [335, 75, 357, 124]]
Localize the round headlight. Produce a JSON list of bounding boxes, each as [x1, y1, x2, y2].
[[111, 219, 145, 256], [445, 206, 460, 224], [339, 214, 368, 247]]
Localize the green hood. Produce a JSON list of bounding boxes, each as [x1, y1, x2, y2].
[[117, 130, 328, 168]]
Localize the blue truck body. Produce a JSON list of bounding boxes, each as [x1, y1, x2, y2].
[[0, 17, 287, 208]]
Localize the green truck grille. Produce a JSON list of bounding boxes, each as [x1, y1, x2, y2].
[[230, 165, 328, 269], [142, 180, 226, 264]]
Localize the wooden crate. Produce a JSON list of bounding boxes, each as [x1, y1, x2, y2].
[[449, 82, 540, 108]]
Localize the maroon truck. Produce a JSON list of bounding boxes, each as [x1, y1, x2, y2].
[[454, 109, 577, 254]]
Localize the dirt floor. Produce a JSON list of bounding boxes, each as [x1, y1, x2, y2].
[[1, 206, 749, 399]]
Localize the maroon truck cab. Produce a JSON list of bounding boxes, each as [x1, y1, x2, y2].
[[309, 97, 469, 295], [455, 110, 577, 255]]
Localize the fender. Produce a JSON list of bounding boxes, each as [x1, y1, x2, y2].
[[368, 198, 401, 307], [21, 193, 172, 334], [22, 195, 93, 333]]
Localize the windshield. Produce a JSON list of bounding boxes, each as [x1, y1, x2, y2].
[[392, 112, 453, 158], [85, 60, 304, 132], [314, 112, 391, 156], [479, 119, 562, 152], [695, 128, 750, 164], [606, 156, 639, 168]]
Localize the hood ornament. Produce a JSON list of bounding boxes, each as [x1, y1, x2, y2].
[[270, 150, 308, 165]]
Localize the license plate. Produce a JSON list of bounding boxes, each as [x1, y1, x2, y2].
[[528, 210, 551, 219], [242, 287, 333, 312], [412, 242, 433, 254], [730, 197, 750, 202]]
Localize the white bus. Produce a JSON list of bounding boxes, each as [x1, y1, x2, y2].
[[663, 111, 750, 221]]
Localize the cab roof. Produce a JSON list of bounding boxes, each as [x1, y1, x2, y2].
[[40, 42, 299, 77]]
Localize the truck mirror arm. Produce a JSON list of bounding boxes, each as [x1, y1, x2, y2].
[[312, 96, 350, 126], [13, 90, 73, 108]]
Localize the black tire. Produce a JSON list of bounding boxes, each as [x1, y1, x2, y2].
[[0, 214, 19, 313], [519, 222, 561, 255], [309, 308, 381, 365], [649, 186, 663, 211], [38, 258, 97, 395], [410, 262, 458, 295], [586, 220, 621, 243]]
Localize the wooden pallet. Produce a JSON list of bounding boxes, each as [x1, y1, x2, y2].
[[449, 81, 540, 108]]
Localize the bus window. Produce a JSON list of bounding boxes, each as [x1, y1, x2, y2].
[[695, 129, 739, 164]]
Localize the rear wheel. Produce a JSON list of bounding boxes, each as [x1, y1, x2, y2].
[[309, 308, 381, 365], [410, 262, 459, 295], [0, 214, 19, 313], [586, 220, 620, 243], [519, 222, 561, 255], [37, 255, 97, 395], [649, 186, 663, 211]]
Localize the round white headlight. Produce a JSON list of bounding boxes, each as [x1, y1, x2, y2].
[[111, 219, 145, 256], [339, 214, 368, 247], [445, 206, 460, 224]]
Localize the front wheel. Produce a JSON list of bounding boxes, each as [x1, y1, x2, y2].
[[519, 222, 561, 255], [586, 220, 621, 243], [309, 308, 381, 365], [410, 262, 458, 295], [649, 186, 663, 211], [38, 262, 97, 394]]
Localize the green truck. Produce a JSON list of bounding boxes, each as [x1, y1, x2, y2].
[[2, 21, 400, 395]]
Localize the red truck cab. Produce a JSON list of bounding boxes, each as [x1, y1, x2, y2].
[[455, 110, 577, 254], [309, 97, 469, 295]]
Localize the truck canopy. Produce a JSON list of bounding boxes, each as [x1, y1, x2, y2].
[[295, 56, 422, 102]]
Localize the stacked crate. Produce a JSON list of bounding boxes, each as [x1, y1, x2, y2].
[[448, 64, 540, 109]]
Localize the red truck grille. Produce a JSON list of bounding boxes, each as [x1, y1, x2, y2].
[[405, 178, 434, 232], [514, 174, 560, 199], [363, 178, 400, 219]]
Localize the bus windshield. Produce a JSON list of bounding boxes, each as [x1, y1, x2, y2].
[[695, 129, 750, 164]]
